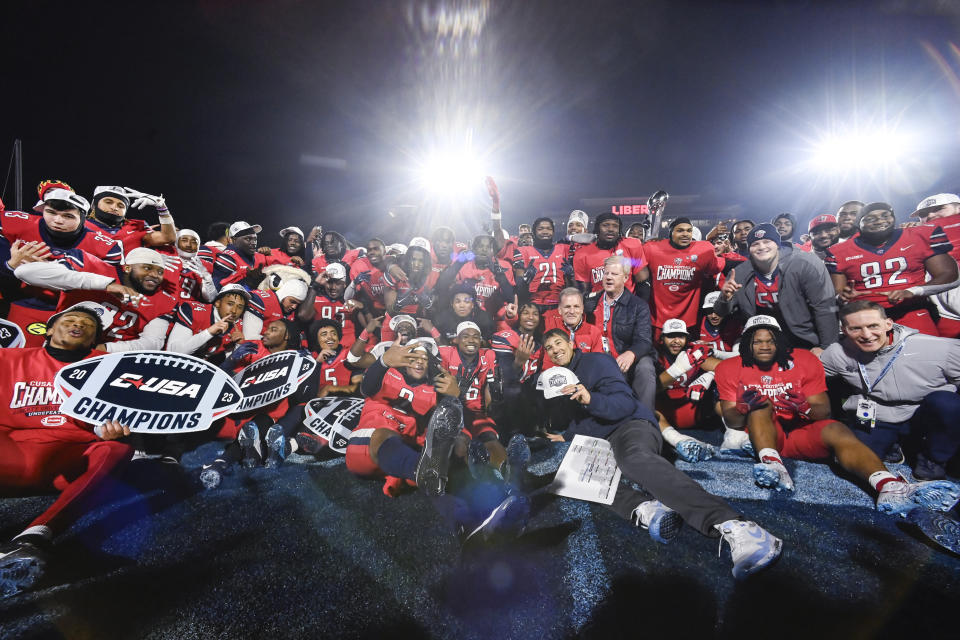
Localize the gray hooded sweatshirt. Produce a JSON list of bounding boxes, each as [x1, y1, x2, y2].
[[819, 323, 960, 423]]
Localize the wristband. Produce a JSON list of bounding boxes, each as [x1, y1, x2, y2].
[[158, 212, 174, 224], [358, 330, 371, 342], [490, 212, 502, 221]]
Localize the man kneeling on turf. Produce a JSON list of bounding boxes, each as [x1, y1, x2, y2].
[[714, 315, 960, 516], [541, 328, 782, 579]]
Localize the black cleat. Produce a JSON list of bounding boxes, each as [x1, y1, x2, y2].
[[238, 421, 262, 468], [415, 397, 464, 496], [295, 431, 327, 455], [504, 433, 531, 492], [464, 493, 531, 544], [0, 539, 48, 598], [264, 424, 291, 469], [199, 459, 229, 490]]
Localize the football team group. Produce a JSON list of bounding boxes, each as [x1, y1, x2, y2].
[[2, 176, 960, 597]]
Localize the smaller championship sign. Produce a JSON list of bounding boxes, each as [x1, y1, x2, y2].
[[0, 318, 25, 349], [303, 396, 364, 453], [54, 351, 243, 433], [232, 350, 316, 412]]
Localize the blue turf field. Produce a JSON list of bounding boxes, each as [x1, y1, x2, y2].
[[2, 430, 958, 639]]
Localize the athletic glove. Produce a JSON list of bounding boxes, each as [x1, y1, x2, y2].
[[665, 346, 707, 378], [560, 260, 575, 280], [735, 387, 767, 415], [228, 342, 258, 362], [686, 371, 715, 402], [777, 389, 812, 419], [125, 188, 166, 211], [456, 251, 475, 263]]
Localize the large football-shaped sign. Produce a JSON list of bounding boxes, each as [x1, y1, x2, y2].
[[303, 396, 364, 454], [54, 351, 243, 433], [0, 317, 25, 349], [232, 350, 316, 412]]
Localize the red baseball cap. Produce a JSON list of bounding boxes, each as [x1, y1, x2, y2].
[[808, 214, 838, 233]]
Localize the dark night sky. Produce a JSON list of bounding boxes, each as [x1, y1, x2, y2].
[[4, 0, 960, 244]]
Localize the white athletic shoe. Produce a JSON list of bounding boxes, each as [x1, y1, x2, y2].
[[632, 500, 683, 544], [876, 479, 960, 517], [720, 429, 754, 457], [716, 519, 782, 580], [753, 460, 795, 492]]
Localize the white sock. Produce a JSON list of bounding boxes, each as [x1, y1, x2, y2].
[[758, 448, 783, 465], [15, 525, 52, 541], [869, 470, 899, 492], [289, 438, 299, 454], [661, 426, 692, 448]]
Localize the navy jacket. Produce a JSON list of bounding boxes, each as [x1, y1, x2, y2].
[[585, 289, 653, 359], [558, 350, 657, 441]]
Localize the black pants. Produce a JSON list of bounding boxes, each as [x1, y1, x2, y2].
[[606, 419, 740, 536]]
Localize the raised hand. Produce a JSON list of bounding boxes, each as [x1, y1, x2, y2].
[[485, 175, 500, 212], [721, 270, 742, 301]]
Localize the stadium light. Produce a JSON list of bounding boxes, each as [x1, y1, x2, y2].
[[809, 128, 909, 173], [416, 148, 485, 199]]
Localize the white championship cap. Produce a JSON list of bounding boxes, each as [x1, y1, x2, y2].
[[389, 314, 417, 331], [276, 279, 308, 302], [46, 301, 116, 337], [324, 263, 347, 281], [537, 367, 581, 399], [568, 210, 589, 228], [125, 247, 166, 267], [386, 243, 408, 255], [702, 291, 721, 309], [216, 283, 252, 302], [279, 226, 305, 239], [911, 193, 960, 218], [33, 188, 90, 214], [743, 314, 782, 331], [229, 221, 262, 237], [661, 318, 688, 335], [409, 237, 432, 252], [456, 321, 481, 335]]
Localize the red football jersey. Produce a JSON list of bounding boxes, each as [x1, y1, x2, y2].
[[0, 347, 100, 443], [754, 270, 781, 310], [247, 289, 298, 326], [2, 210, 123, 266], [173, 301, 244, 357], [85, 217, 153, 253], [643, 239, 721, 328], [696, 316, 741, 352], [350, 257, 387, 312], [311, 248, 362, 275], [714, 349, 827, 426], [455, 259, 516, 311], [657, 352, 705, 400], [922, 213, 960, 264], [311, 294, 358, 347], [438, 345, 496, 415], [825, 226, 951, 307], [490, 329, 541, 382], [357, 368, 438, 442], [154, 247, 206, 302], [197, 245, 221, 273], [513, 244, 571, 306], [213, 248, 275, 287], [573, 238, 646, 294], [59, 287, 178, 344], [316, 346, 357, 387]]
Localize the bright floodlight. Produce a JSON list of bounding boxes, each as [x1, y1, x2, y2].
[[417, 150, 484, 198], [809, 129, 908, 173]]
